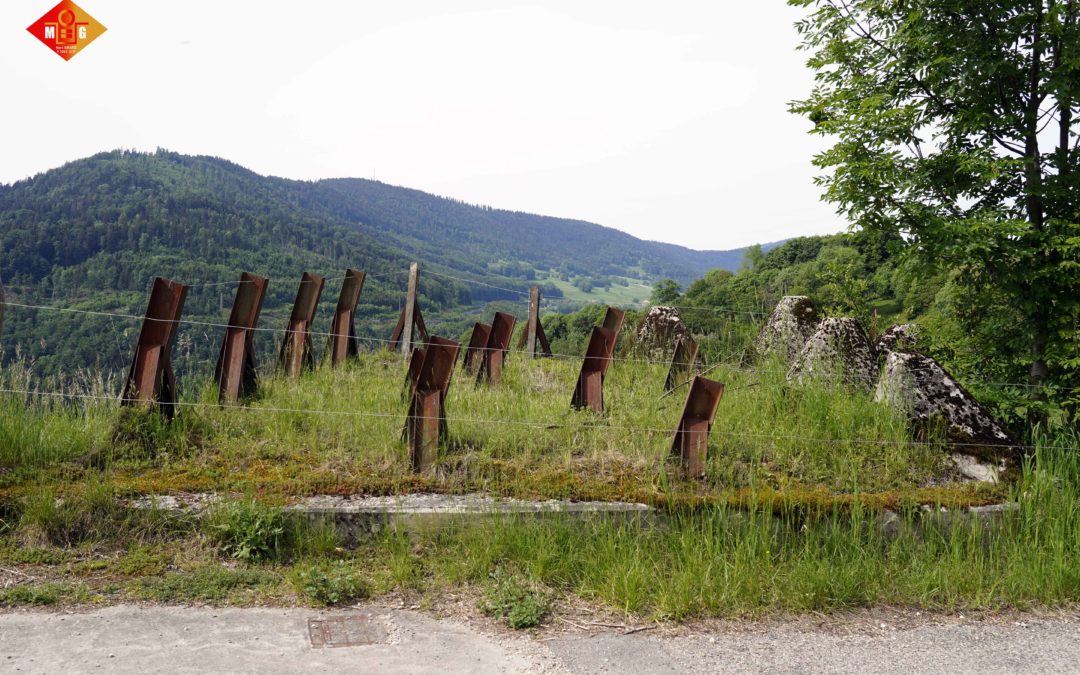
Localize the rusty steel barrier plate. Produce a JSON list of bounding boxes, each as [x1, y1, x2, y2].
[[670, 376, 725, 477], [462, 322, 491, 375], [600, 307, 625, 372], [602, 306, 625, 334], [570, 326, 617, 413], [328, 269, 365, 366], [214, 273, 268, 403], [277, 272, 325, 380], [404, 345, 427, 402], [477, 311, 517, 385], [664, 336, 699, 393], [122, 277, 188, 418], [406, 336, 460, 472], [388, 301, 429, 351]]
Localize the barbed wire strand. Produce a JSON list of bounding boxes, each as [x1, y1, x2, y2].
[[4, 299, 1077, 391]]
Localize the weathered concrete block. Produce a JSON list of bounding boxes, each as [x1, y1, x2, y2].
[[753, 296, 819, 364], [787, 317, 878, 389], [633, 306, 690, 360], [876, 323, 921, 355], [875, 351, 1017, 482]]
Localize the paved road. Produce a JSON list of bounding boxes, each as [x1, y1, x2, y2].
[[1, 605, 1078, 674]]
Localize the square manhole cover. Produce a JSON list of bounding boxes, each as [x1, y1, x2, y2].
[[308, 614, 388, 648]]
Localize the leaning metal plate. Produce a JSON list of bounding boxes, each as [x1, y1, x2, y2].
[[308, 614, 388, 648]]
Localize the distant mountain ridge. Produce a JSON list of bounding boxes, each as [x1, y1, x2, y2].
[[307, 177, 779, 282]]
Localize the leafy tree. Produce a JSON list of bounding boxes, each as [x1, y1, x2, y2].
[[650, 278, 682, 304], [789, 0, 1080, 405], [739, 244, 766, 273]]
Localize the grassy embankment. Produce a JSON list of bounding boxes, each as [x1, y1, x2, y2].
[[0, 346, 1076, 620]]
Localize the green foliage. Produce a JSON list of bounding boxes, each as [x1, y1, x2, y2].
[[479, 568, 550, 629], [0, 356, 114, 470], [650, 278, 681, 304], [18, 481, 119, 546], [0, 582, 89, 607], [739, 243, 765, 273], [788, 0, 1080, 413], [285, 517, 342, 560], [205, 499, 284, 562], [131, 565, 278, 602], [292, 561, 370, 606], [669, 228, 1076, 428]]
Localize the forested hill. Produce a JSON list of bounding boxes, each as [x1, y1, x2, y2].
[[310, 178, 767, 281], [0, 149, 778, 376], [0, 150, 774, 298]]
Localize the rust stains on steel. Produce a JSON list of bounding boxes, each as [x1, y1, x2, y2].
[[570, 326, 617, 413], [517, 285, 552, 358], [122, 277, 188, 419], [476, 311, 517, 385], [600, 307, 625, 373], [664, 336, 700, 394], [671, 376, 725, 477], [405, 336, 460, 472], [328, 269, 366, 367], [602, 306, 626, 335], [462, 322, 491, 375], [277, 272, 326, 380], [389, 263, 429, 354], [214, 272, 268, 404]]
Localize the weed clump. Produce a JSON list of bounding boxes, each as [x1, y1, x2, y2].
[[292, 561, 369, 606], [204, 499, 284, 562], [131, 565, 277, 602], [478, 568, 550, 629], [0, 582, 89, 607]]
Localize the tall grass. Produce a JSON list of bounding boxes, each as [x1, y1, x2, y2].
[[359, 437, 1079, 617], [0, 345, 1019, 500], [0, 355, 115, 470]]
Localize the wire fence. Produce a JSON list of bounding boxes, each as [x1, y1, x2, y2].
[[2, 294, 1073, 392], [2, 386, 1072, 452]]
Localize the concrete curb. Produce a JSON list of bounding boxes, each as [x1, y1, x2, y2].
[[127, 492, 1021, 547]]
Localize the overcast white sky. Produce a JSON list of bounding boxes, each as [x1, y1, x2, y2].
[[1, 1, 843, 250]]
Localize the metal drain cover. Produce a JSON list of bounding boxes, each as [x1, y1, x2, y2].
[[308, 614, 388, 648]]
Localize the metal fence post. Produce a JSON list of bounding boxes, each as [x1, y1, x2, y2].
[[462, 322, 492, 375]]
